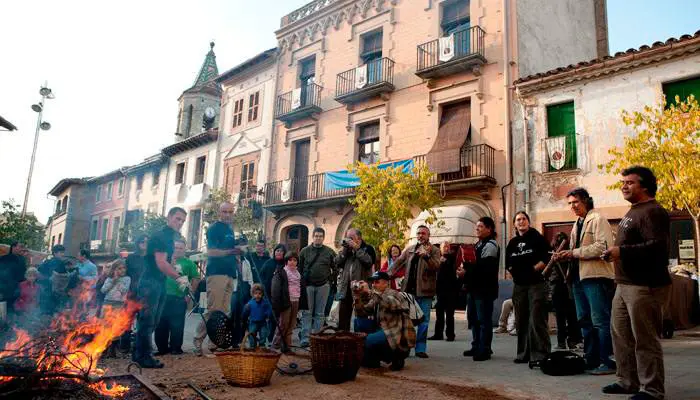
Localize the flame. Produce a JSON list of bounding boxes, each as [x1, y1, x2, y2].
[[0, 280, 141, 398]]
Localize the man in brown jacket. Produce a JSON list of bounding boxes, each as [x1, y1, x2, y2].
[[555, 187, 616, 375], [389, 225, 441, 358]]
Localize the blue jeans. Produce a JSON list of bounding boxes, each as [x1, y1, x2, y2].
[[354, 318, 393, 366], [301, 283, 330, 343], [572, 277, 615, 368], [134, 277, 166, 363], [248, 320, 269, 348], [468, 294, 494, 355], [415, 296, 433, 354]]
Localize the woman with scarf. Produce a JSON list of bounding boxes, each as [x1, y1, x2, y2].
[[260, 244, 287, 343]]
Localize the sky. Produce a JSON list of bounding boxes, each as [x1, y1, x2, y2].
[[1, 0, 699, 223]]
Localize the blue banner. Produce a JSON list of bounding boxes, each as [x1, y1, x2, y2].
[[324, 159, 415, 191]]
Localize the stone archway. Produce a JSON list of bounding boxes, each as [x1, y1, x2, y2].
[[272, 213, 316, 250], [335, 209, 356, 248], [282, 224, 309, 253]]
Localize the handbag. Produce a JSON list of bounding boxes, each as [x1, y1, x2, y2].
[[327, 298, 341, 328], [398, 292, 425, 326]]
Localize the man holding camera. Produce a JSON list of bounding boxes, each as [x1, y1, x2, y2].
[[352, 271, 414, 371], [334, 228, 373, 331]]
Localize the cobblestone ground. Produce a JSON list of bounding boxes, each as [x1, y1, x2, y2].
[[102, 310, 700, 399]]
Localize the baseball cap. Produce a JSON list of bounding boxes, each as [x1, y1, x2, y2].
[[368, 271, 390, 281]]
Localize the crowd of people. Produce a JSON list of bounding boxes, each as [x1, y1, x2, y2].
[[0, 165, 673, 400]]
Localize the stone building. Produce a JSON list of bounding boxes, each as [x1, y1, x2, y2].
[[512, 30, 700, 263], [123, 153, 169, 238], [263, 0, 607, 256], [45, 178, 94, 256], [88, 169, 129, 257], [215, 48, 278, 211]]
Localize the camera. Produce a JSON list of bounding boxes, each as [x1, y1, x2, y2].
[[351, 280, 362, 291], [341, 238, 354, 248]]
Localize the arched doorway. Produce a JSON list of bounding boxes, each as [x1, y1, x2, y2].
[[283, 224, 309, 253]]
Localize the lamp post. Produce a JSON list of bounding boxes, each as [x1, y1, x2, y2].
[[21, 83, 54, 216]]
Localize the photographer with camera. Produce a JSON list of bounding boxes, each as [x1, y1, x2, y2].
[[352, 272, 414, 371], [334, 228, 374, 331]]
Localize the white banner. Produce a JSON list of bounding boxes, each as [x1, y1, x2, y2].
[[281, 179, 292, 202], [291, 88, 302, 110], [439, 34, 455, 62], [546, 136, 567, 170], [355, 64, 368, 89]]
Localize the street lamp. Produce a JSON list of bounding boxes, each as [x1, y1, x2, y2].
[[21, 83, 54, 216]]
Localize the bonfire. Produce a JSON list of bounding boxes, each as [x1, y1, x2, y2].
[[0, 285, 141, 399]]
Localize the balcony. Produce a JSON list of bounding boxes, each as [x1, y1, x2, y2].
[[89, 239, 118, 255], [263, 144, 496, 209], [335, 58, 395, 104], [416, 26, 486, 80], [275, 83, 322, 125]]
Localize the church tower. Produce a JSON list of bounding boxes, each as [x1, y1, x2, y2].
[[175, 42, 221, 141]]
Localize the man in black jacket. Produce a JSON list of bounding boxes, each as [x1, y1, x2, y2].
[[601, 166, 671, 400], [0, 241, 28, 315]]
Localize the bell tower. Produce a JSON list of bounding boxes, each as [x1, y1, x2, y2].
[[175, 42, 221, 141]]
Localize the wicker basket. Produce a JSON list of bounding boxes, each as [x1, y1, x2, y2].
[[310, 327, 367, 384], [214, 333, 281, 388]]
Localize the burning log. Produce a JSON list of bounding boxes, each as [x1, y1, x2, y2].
[[0, 289, 142, 398]]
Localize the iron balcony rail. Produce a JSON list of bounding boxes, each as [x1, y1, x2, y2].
[[416, 26, 486, 73], [335, 58, 395, 100], [275, 83, 323, 120], [264, 144, 496, 206]]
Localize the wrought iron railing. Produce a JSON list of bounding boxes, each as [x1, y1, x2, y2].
[[275, 83, 323, 119], [335, 58, 395, 99], [417, 26, 486, 73], [264, 144, 496, 206]]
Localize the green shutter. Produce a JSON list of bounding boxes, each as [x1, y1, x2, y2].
[[663, 77, 700, 108], [546, 101, 577, 171]]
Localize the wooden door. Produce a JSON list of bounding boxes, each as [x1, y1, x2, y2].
[[293, 140, 310, 201]]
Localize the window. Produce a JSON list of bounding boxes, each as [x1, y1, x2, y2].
[[232, 98, 244, 128], [101, 218, 109, 241], [299, 56, 316, 86], [175, 162, 186, 184], [441, 0, 470, 34], [61, 196, 68, 213], [95, 185, 102, 202], [152, 168, 161, 187], [90, 219, 98, 241], [663, 77, 700, 108], [189, 209, 202, 250], [55, 201, 61, 214], [136, 174, 144, 191], [194, 156, 207, 184], [106, 182, 113, 201], [51, 236, 56, 248], [112, 216, 121, 242], [248, 91, 260, 122], [358, 122, 380, 164], [546, 101, 577, 171], [361, 29, 383, 64], [117, 178, 125, 196], [185, 104, 194, 136], [241, 161, 256, 198], [57, 233, 62, 245]]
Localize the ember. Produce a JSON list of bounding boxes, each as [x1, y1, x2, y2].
[[0, 285, 141, 398]]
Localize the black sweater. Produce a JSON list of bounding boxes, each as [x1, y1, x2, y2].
[[615, 200, 672, 287], [506, 228, 551, 286]]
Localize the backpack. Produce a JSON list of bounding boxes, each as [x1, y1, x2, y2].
[[537, 351, 586, 376], [398, 292, 425, 326]]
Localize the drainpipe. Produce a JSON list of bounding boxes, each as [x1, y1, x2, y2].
[[161, 156, 170, 216], [499, 0, 513, 275], [516, 89, 530, 214]]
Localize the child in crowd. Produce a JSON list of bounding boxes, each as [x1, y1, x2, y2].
[[271, 252, 302, 353], [242, 283, 273, 348], [14, 267, 40, 314], [100, 260, 131, 358]]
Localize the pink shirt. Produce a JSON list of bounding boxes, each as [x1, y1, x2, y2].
[[284, 266, 301, 301]]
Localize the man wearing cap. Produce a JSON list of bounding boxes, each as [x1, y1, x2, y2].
[[352, 271, 415, 371]]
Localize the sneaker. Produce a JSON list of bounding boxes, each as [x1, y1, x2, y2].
[[588, 364, 616, 375], [415, 352, 429, 358], [472, 352, 491, 362], [493, 327, 508, 334], [463, 349, 476, 357], [601, 383, 638, 395]]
